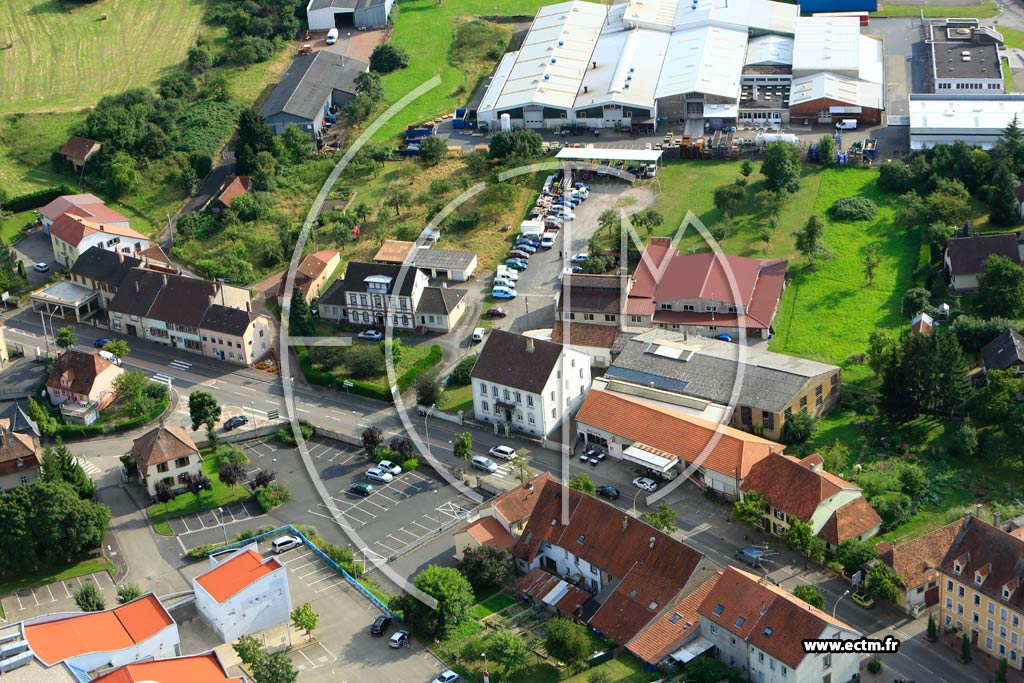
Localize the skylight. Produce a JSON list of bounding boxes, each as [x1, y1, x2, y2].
[[735, 616, 746, 628], [763, 627, 773, 637], [669, 613, 683, 624], [713, 604, 724, 616]]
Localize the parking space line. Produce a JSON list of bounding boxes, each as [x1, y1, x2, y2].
[[63, 582, 73, 598], [297, 649, 319, 670], [306, 574, 337, 586], [315, 581, 345, 595], [373, 540, 398, 554], [30, 589, 39, 607], [314, 641, 336, 662], [44, 585, 56, 602], [409, 519, 433, 532], [395, 527, 421, 540], [15, 592, 24, 611]]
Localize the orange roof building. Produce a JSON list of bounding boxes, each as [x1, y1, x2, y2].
[[211, 176, 252, 213], [49, 212, 149, 269], [91, 652, 243, 683], [627, 571, 722, 665], [23, 593, 178, 671], [877, 518, 965, 615], [193, 544, 291, 643], [373, 240, 416, 264]]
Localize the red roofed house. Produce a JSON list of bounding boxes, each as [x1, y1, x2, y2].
[[59, 136, 101, 171], [697, 567, 861, 682], [131, 422, 203, 498], [0, 429, 42, 492], [515, 567, 593, 620], [576, 389, 781, 499], [276, 249, 341, 304], [453, 473, 555, 559], [875, 518, 964, 615], [49, 212, 149, 269], [91, 652, 243, 683], [23, 593, 178, 674], [193, 544, 291, 643], [210, 175, 252, 214], [740, 452, 882, 551], [38, 194, 130, 234], [910, 311, 934, 335], [626, 571, 722, 667], [45, 349, 124, 409], [510, 476, 713, 645]]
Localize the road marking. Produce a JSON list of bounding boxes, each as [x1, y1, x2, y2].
[[74, 456, 100, 476], [169, 360, 192, 370], [296, 408, 310, 414], [151, 374, 173, 384]]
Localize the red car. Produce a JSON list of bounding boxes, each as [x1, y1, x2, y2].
[[487, 307, 507, 318], [508, 249, 531, 260]]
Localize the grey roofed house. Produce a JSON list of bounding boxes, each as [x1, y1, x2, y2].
[[411, 249, 477, 271], [108, 269, 165, 318], [259, 51, 368, 137], [981, 329, 1024, 372], [201, 304, 254, 336], [146, 275, 217, 327], [341, 261, 418, 297], [470, 330, 564, 394], [69, 247, 142, 287], [607, 329, 840, 413], [945, 234, 1020, 276], [0, 403, 40, 439], [416, 286, 466, 315]]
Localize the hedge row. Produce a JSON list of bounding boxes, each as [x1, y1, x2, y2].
[[5, 185, 75, 214], [296, 344, 442, 403], [52, 397, 168, 440]]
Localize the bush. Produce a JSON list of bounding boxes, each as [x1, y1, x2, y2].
[[867, 658, 882, 674], [255, 483, 291, 512], [450, 355, 478, 385], [273, 420, 315, 446], [400, 457, 420, 471], [75, 583, 105, 612], [369, 44, 410, 73], [829, 196, 878, 222], [4, 185, 75, 213]]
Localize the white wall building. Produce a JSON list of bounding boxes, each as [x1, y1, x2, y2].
[[194, 544, 291, 644], [470, 330, 591, 437], [909, 93, 1024, 149]]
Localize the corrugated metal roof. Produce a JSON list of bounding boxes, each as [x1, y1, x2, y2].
[[792, 16, 862, 74], [745, 34, 793, 66], [656, 25, 748, 100], [789, 72, 884, 109]]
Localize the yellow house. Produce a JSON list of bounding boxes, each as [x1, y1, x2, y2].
[[938, 514, 1024, 670]]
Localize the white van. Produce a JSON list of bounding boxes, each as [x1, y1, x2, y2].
[[326, 28, 339, 45], [540, 233, 557, 249], [472, 328, 486, 343], [835, 119, 858, 131], [272, 535, 302, 554], [98, 350, 122, 366]]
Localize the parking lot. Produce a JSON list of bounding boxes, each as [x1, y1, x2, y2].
[[166, 498, 265, 537], [1, 570, 116, 621]]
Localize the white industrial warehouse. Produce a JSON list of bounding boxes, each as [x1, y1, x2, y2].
[[909, 94, 1024, 149], [478, 0, 885, 133]]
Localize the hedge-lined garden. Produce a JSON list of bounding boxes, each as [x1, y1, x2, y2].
[[297, 342, 442, 403]]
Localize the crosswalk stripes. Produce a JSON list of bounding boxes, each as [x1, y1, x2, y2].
[[151, 373, 173, 384], [75, 457, 100, 477], [168, 360, 192, 371]]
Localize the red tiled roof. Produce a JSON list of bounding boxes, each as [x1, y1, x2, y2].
[[458, 516, 516, 550], [46, 349, 117, 398], [551, 323, 620, 349], [818, 497, 883, 546], [939, 516, 1024, 609], [576, 389, 780, 478], [0, 432, 41, 478], [91, 652, 242, 683], [627, 572, 722, 664], [195, 548, 283, 603], [516, 567, 592, 615], [511, 477, 704, 644], [740, 452, 859, 523], [25, 594, 174, 666], [49, 213, 146, 248], [699, 567, 858, 669], [216, 176, 251, 209], [489, 473, 556, 528], [59, 136, 101, 163], [131, 423, 199, 470], [38, 194, 105, 222], [139, 244, 173, 265]]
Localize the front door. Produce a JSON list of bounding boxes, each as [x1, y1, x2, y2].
[[126, 325, 137, 337]]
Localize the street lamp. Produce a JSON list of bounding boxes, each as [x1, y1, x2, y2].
[[250, 401, 257, 429], [632, 487, 644, 517], [832, 589, 850, 618], [481, 652, 489, 683], [217, 507, 228, 545], [433, 489, 441, 529], [424, 403, 435, 458]]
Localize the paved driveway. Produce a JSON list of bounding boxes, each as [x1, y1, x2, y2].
[[12, 230, 56, 288]]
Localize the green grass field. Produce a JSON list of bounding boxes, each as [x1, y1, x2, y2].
[[375, 0, 549, 142], [0, 0, 204, 115], [149, 452, 253, 535], [872, 1, 999, 17]]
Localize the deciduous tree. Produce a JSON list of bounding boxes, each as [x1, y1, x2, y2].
[[641, 503, 678, 533], [761, 142, 801, 193], [568, 472, 596, 494], [794, 584, 824, 609], [291, 602, 320, 641], [457, 546, 510, 588], [189, 390, 222, 442], [544, 618, 591, 671], [732, 490, 767, 527]]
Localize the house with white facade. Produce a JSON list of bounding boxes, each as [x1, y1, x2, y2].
[[49, 213, 149, 269], [470, 330, 591, 437], [131, 422, 203, 498], [44, 349, 123, 409], [22, 593, 179, 677], [194, 544, 291, 643], [740, 451, 882, 550], [318, 261, 428, 330]]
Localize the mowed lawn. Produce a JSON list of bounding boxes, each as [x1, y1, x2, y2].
[[647, 162, 916, 386], [871, 1, 999, 17], [375, 0, 549, 142], [0, 0, 203, 115]]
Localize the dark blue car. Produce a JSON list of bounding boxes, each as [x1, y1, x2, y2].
[[93, 338, 112, 348]]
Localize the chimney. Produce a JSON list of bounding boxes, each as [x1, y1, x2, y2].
[[976, 503, 983, 518], [768, 445, 774, 455], [623, 515, 629, 531], [526, 338, 535, 353], [583, 85, 588, 93], [117, 251, 124, 264], [592, 61, 598, 69], [135, 280, 140, 293], [995, 511, 1002, 529], [760, 600, 766, 615], [808, 461, 818, 472], [162, 273, 168, 286]]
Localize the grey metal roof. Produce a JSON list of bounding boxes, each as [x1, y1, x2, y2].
[[412, 249, 477, 271], [341, 261, 419, 297], [0, 403, 39, 438], [308, 0, 383, 10], [608, 330, 839, 413], [416, 287, 466, 315], [982, 329, 1024, 371], [259, 52, 367, 123]]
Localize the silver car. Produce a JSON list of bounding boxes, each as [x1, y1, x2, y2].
[[632, 476, 658, 492], [365, 467, 394, 483], [471, 455, 498, 473]]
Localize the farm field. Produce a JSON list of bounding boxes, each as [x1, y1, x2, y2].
[[871, 1, 999, 17], [0, 0, 204, 115]]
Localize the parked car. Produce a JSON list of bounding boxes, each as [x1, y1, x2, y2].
[[508, 249, 531, 260], [495, 266, 518, 281], [32, 263, 49, 272], [470, 455, 498, 473], [516, 238, 540, 248], [486, 307, 507, 318], [93, 338, 112, 348], [492, 286, 517, 300], [570, 253, 589, 264], [388, 630, 410, 648], [378, 460, 402, 476], [433, 672, 461, 683], [370, 615, 392, 636], [735, 546, 765, 568], [488, 445, 516, 461], [513, 242, 536, 254], [714, 333, 734, 343], [271, 535, 302, 554], [349, 482, 373, 497], [357, 330, 384, 341], [851, 590, 875, 609], [632, 476, 658, 492], [223, 415, 249, 431], [570, 266, 584, 273], [98, 350, 122, 366], [365, 467, 394, 484], [493, 277, 517, 290], [504, 259, 528, 270], [540, 233, 556, 249], [596, 485, 620, 500], [472, 327, 486, 342]]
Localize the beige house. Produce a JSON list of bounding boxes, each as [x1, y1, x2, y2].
[[415, 286, 468, 333], [453, 473, 555, 559], [49, 213, 149, 269], [0, 430, 42, 492], [131, 422, 203, 498], [876, 519, 964, 615], [199, 305, 273, 366], [276, 249, 340, 303], [45, 349, 123, 409]]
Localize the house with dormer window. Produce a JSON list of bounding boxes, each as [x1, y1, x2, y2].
[[318, 261, 427, 329], [938, 513, 1024, 669], [45, 349, 123, 409]]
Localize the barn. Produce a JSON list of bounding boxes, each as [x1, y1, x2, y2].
[[259, 51, 368, 137], [306, 0, 393, 31]]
